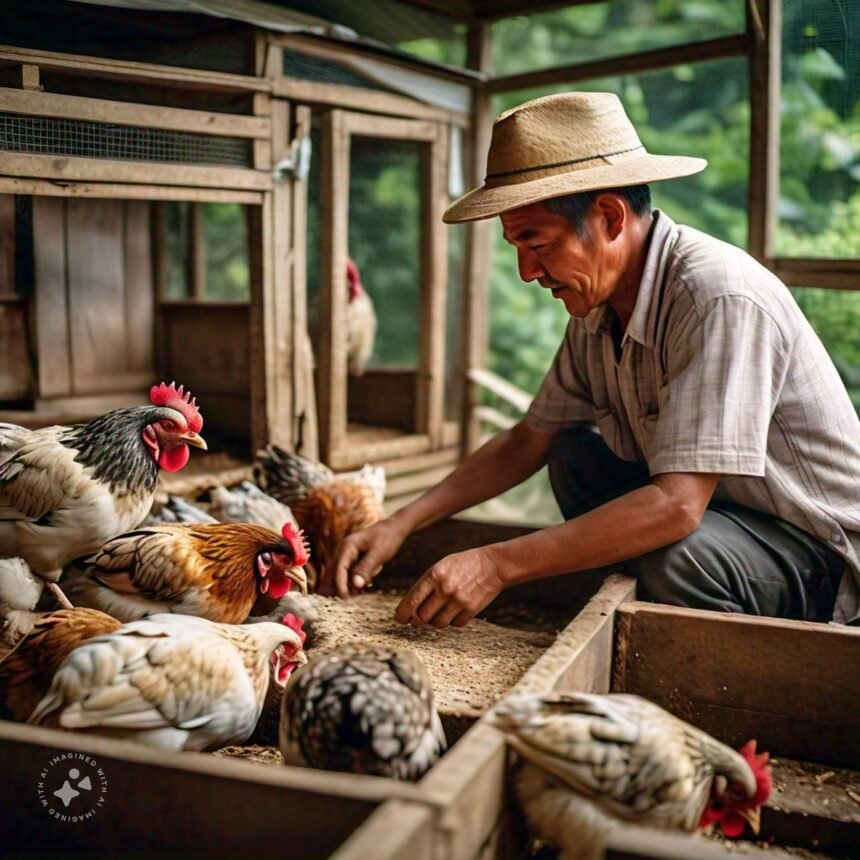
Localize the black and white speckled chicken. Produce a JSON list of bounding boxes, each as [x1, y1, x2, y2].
[[207, 481, 298, 533], [279, 642, 446, 781], [490, 692, 773, 860], [0, 383, 206, 608], [143, 495, 216, 526]]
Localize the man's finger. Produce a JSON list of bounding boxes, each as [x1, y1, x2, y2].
[[395, 575, 436, 624], [452, 609, 474, 628], [431, 602, 462, 630], [412, 592, 449, 626], [334, 541, 361, 600]]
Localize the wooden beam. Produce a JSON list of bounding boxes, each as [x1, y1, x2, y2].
[[329, 433, 434, 471], [770, 257, 860, 290], [613, 602, 860, 770], [339, 112, 439, 142], [272, 77, 468, 128], [461, 22, 494, 457], [0, 87, 270, 138], [318, 110, 350, 464], [0, 45, 269, 94], [467, 367, 532, 414], [0, 177, 263, 204], [486, 34, 750, 93], [186, 202, 206, 300], [747, 0, 781, 262], [330, 801, 437, 860], [417, 124, 449, 446], [0, 153, 271, 192], [472, 0, 597, 21]]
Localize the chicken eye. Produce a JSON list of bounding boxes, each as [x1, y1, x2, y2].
[[161, 420, 176, 431], [260, 552, 273, 566]]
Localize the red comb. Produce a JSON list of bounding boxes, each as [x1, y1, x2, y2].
[[282, 523, 310, 567], [281, 613, 306, 646], [150, 381, 203, 433], [739, 740, 772, 805]]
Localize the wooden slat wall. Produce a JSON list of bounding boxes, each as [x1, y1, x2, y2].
[[0, 299, 31, 399], [32, 197, 156, 400]]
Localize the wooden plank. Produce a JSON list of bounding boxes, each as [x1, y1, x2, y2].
[[186, 202, 206, 301], [0, 153, 271, 192], [66, 198, 128, 393], [605, 824, 784, 859], [0, 299, 31, 398], [613, 602, 860, 769], [771, 258, 860, 290], [747, 0, 781, 262], [318, 110, 350, 464], [462, 25, 494, 456], [379, 446, 460, 477], [330, 432, 433, 471], [0, 45, 268, 94], [0, 177, 263, 204], [123, 201, 154, 375], [331, 801, 436, 860], [0, 87, 270, 138], [32, 196, 72, 398], [268, 98, 293, 449], [416, 124, 449, 446], [340, 112, 439, 142], [273, 77, 468, 129], [290, 104, 318, 460], [474, 404, 516, 431], [0, 721, 421, 859], [21, 63, 40, 91], [486, 34, 750, 94], [416, 575, 636, 860], [467, 368, 532, 414], [0, 193, 14, 293]]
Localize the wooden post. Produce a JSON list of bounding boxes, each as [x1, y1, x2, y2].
[[747, 0, 781, 263], [186, 202, 206, 300], [20, 63, 40, 91], [461, 23, 494, 456], [0, 195, 14, 293]]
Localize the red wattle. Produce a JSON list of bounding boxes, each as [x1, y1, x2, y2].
[[267, 577, 293, 600], [158, 444, 190, 473], [719, 814, 745, 838]]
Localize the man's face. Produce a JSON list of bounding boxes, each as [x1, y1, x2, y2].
[[500, 201, 620, 318]]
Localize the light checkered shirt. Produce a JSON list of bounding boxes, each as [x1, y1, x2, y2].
[[525, 210, 860, 623]]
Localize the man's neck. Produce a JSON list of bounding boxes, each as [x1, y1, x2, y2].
[[608, 211, 655, 331]]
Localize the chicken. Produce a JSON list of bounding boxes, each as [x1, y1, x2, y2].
[[0, 556, 43, 611], [61, 521, 310, 624], [28, 612, 307, 751], [346, 257, 377, 377], [0, 382, 207, 609], [0, 608, 121, 722], [280, 642, 446, 781], [490, 692, 773, 860], [254, 448, 385, 587], [207, 481, 298, 532], [143, 495, 216, 526]]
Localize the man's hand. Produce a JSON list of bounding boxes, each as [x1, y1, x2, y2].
[[320, 517, 410, 599], [395, 547, 505, 629]]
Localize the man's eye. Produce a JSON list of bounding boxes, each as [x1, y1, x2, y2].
[[529, 245, 547, 253]]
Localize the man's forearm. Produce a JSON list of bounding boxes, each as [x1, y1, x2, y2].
[[487, 477, 711, 584], [391, 422, 552, 535]]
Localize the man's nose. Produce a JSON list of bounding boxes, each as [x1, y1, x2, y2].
[[517, 247, 545, 282]]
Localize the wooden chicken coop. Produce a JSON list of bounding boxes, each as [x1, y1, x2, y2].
[[1, 1, 859, 859]]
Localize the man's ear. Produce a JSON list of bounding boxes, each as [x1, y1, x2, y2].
[[593, 193, 626, 241]]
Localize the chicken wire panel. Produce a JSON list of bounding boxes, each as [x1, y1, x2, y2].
[[348, 136, 422, 370], [282, 49, 399, 94], [0, 114, 251, 167], [778, 0, 860, 258], [490, 0, 746, 77]]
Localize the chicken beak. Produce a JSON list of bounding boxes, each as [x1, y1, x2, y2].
[[738, 807, 761, 835], [182, 431, 208, 450], [289, 566, 309, 595]]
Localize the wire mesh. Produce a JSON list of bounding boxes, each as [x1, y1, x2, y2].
[[0, 114, 251, 167], [282, 49, 397, 94]]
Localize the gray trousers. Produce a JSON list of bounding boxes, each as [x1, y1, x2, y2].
[[548, 426, 844, 622]]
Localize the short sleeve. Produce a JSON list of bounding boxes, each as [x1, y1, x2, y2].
[[524, 321, 595, 433], [648, 295, 788, 477]]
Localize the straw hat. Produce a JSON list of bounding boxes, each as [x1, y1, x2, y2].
[[443, 92, 706, 224]]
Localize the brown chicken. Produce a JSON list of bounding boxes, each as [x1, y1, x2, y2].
[[254, 448, 385, 589], [0, 607, 122, 722], [61, 521, 309, 624]]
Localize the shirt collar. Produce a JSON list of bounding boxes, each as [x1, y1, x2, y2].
[[583, 209, 678, 344]]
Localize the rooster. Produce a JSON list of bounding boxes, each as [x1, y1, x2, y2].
[[255, 447, 385, 589], [280, 642, 446, 781], [490, 692, 773, 860], [61, 521, 310, 624], [27, 612, 307, 751], [0, 382, 207, 609], [0, 607, 121, 722], [346, 257, 377, 377]]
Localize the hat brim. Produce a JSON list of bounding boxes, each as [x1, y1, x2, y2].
[[443, 153, 707, 224]]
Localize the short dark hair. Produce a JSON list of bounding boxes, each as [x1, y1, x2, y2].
[[543, 184, 652, 235]]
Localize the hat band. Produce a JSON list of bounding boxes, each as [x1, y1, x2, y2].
[[485, 144, 645, 181]]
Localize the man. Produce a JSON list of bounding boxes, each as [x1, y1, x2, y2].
[[320, 92, 860, 629]]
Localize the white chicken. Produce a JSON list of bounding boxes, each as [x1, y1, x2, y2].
[[490, 692, 773, 860], [346, 257, 377, 377], [28, 612, 307, 751]]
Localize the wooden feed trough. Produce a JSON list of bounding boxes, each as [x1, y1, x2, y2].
[[0, 518, 605, 857], [335, 574, 860, 860]]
